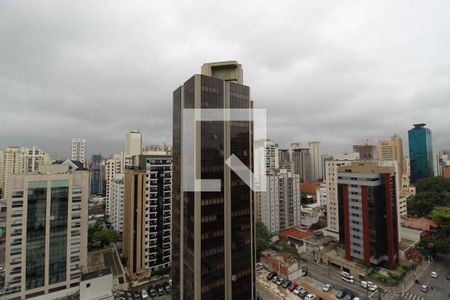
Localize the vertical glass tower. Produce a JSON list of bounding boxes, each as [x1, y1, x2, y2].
[[172, 61, 255, 300], [408, 123, 433, 183]]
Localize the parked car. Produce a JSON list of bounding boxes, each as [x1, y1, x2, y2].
[[157, 285, 165, 296], [164, 282, 172, 293], [312, 297, 323, 300], [343, 295, 353, 300], [267, 272, 277, 280], [256, 262, 264, 271], [132, 291, 142, 300], [421, 285, 429, 293], [298, 289, 308, 298], [282, 279, 291, 288], [288, 282, 298, 292], [447, 273, 450, 280], [335, 290, 346, 299], [271, 276, 278, 283], [293, 286, 302, 295], [141, 289, 149, 299], [305, 294, 316, 300], [323, 283, 333, 292], [276, 277, 283, 285], [361, 280, 378, 291], [431, 271, 438, 278], [148, 287, 157, 297]]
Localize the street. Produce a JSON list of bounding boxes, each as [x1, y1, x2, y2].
[[403, 254, 450, 300]]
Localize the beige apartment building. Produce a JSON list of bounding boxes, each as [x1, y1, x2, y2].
[[378, 134, 404, 177], [3, 164, 89, 299]]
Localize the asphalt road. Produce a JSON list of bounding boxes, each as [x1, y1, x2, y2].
[[406, 254, 450, 300], [305, 260, 377, 299]]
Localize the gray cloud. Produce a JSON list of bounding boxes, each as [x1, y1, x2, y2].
[[1, 0, 449, 159]]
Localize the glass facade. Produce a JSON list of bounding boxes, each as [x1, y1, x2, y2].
[[49, 180, 69, 284], [173, 72, 255, 300], [408, 124, 433, 183], [26, 181, 47, 290]]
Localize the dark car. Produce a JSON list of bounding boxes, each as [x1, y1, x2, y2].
[[164, 282, 172, 293], [447, 273, 450, 280], [282, 279, 291, 289], [267, 272, 277, 280], [132, 291, 142, 300], [298, 289, 308, 298], [148, 286, 157, 297], [343, 294, 353, 300], [312, 297, 323, 300], [335, 290, 346, 299]]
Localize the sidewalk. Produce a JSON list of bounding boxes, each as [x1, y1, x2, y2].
[[401, 261, 432, 294]]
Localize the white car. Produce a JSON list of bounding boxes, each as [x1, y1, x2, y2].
[[141, 289, 149, 299], [361, 280, 378, 291], [293, 287, 301, 295], [305, 294, 316, 300], [431, 271, 438, 278], [323, 283, 333, 292]]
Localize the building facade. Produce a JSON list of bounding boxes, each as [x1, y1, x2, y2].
[[1, 147, 22, 199], [353, 142, 377, 160], [4, 164, 89, 299], [308, 141, 322, 181], [109, 174, 124, 233], [291, 147, 312, 182], [90, 154, 103, 196], [408, 123, 433, 183], [71, 138, 87, 166], [122, 154, 173, 280], [378, 135, 404, 176], [172, 61, 255, 300], [105, 155, 122, 217], [254, 139, 279, 190], [337, 161, 400, 270], [261, 170, 301, 233], [278, 149, 291, 172]]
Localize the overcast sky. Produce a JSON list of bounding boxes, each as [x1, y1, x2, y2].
[[1, 1, 449, 159]]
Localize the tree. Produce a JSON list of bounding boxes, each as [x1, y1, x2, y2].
[[309, 217, 327, 230], [407, 177, 450, 217], [93, 230, 120, 245], [432, 206, 450, 231], [256, 221, 272, 260]]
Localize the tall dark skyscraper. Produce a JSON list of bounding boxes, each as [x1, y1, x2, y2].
[[172, 61, 255, 300], [90, 154, 103, 195], [408, 123, 433, 183]]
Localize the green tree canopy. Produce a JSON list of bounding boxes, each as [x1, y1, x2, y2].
[[93, 230, 120, 245], [407, 177, 450, 217], [432, 206, 450, 231], [256, 221, 272, 260]]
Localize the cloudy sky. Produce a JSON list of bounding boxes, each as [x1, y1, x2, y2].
[[1, 0, 449, 159]]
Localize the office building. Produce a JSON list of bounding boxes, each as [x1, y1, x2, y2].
[[71, 138, 87, 166], [408, 123, 433, 183], [378, 135, 404, 176], [308, 141, 322, 181], [291, 147, 312, 182], [337, 161, 400, 270], [353, 142, 377, 160], [90, 154, 103, 195], [109, 174, 124, 233], [172, 61, 255, 300], [4, 163, 89, 299], [261, 170, 301, 233], [123, 154, 172, 280]]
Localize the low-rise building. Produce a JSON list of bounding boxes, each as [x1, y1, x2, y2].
[[303, 231, 335, 263], [278, 227, 313, 253], [260, 250, 302, 280], [80, 268, 114, 300]]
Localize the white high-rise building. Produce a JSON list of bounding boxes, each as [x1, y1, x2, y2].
[[0, 150, 4, 193], [1, 147, 22, 199], [109, 174, 124, 233], [324, 152, 360, 238], [309, 141, 322, 181], [125, 129, 142, 156], [71, 138, 87, 165], [254, 139, 279, 190], [105, 154, 122, 216], [261, 170, 301, 233], [20, 146, 51, 174], [4, 163, 89, 299]]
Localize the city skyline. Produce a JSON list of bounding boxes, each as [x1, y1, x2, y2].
[[1, 1, 450, 157]]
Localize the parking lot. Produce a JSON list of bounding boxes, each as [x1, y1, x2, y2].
[[257, 268, 364, 300], [114, 278, 172, 300]]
